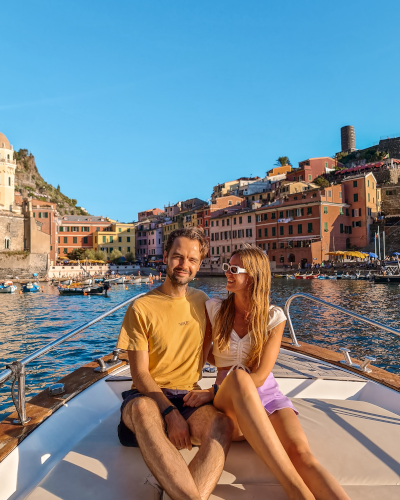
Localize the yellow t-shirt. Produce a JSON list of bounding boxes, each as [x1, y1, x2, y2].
[[117, 287, 209, 390]]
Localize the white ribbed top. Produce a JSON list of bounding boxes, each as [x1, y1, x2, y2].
[[205, 298, 286, 369]]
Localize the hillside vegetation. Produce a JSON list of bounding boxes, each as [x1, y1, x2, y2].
[[14, 149, 89, 215]]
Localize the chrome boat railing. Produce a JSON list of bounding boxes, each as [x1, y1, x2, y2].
[[0, 293, 146, 425], [284, 292, 400, 372], [2, 291, 400, 426]]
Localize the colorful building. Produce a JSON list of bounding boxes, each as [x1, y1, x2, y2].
[[341, 172, 379, 248], [147, 224, 163, 258], [0, 132, 16, 211], [266, 165, 292, 177], [287, 157, 340, 183], [210, 208, 257, 264], [138, 208, 165, 222], [93, 222, 136, 259], [256, 184, 348, 266], [58, 215, 110, 255]]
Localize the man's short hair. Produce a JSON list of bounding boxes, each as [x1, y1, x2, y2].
[[165, 228, 209, 260]]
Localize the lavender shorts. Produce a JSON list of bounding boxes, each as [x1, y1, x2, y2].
[[216, 370, 298, 416]]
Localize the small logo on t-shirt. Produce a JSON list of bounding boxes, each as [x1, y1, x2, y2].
[[179, 321, 189, 326]]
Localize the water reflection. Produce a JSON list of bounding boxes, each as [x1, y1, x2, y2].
[[1, 278, 399, 416]]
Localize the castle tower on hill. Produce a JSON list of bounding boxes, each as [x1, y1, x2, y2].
[[341, 125, 356, 153], [0, 132, 16, 211]]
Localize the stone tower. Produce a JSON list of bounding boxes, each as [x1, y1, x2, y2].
[[0, 132, 16, 211], [341, 126, 356, 153]]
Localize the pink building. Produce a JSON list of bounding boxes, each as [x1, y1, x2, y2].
[[210, 208, 257, 265], [147, 224, 163, 258]]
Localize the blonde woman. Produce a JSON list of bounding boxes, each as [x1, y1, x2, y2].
[[183, 245, 350, 500]]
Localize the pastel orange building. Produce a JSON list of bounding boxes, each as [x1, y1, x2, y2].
[[342, 172, 379, 248], [58, 216, 111, 256]]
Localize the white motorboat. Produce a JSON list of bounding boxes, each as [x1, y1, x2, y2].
[[75, 278, 93, 286], [1, 292, 400, 500], [141, 276, 150, 283], [105, 276, 125, 285], [0, 281, 17, 293]]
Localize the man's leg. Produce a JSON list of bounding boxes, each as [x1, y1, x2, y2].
[[186, 405, 234, 500], [122, 396, 201, 500]]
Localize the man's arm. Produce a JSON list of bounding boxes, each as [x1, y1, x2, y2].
[[128, 350, 193, 450]]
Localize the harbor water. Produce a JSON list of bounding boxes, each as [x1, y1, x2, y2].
[[1, 277, 400, 418]]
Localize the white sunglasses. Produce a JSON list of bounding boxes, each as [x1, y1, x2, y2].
[[222, 263, 248, 274]]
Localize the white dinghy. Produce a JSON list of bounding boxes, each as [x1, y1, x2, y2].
[[1, 292, 400, 500]]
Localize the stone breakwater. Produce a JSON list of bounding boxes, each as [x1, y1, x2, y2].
[[0, 252, 49, 279]]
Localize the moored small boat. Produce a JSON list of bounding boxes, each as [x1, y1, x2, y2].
[[105, 276, 125, 285], [22, 282, 40, 293], [58, 284, 108, 295], [0, 281, 17, 293]]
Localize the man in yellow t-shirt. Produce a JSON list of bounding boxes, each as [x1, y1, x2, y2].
[[117, 228, 233, 500]]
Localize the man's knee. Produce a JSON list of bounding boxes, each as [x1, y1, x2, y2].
[[206, 411, 234, 446], [122, 396, 160, 431]]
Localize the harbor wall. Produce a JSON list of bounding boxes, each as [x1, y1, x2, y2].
[[48, 264, 140, 278], [0, 252, 49, 279]]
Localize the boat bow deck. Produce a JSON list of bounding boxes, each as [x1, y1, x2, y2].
[[21, 350, 400, 500]]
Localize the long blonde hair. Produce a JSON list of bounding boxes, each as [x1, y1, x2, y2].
[[214, 244, 271, 369]]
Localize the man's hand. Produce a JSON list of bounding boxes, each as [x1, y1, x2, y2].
[[164, 410, 192, 450], [183, 389, 214, 408]]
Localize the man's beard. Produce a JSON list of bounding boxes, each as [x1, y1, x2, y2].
[[166, 264, 194, 286]]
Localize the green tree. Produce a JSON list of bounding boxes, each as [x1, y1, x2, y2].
[[314, 176, 330, 188], [57, 184, 60, 191], [275, 156, 291, 167], [82, 249, 96, 260], [94, 250, 106, 262], [66, 248, 87, 260], [125, 251, 135, 263], [110, 249, 122, 263]]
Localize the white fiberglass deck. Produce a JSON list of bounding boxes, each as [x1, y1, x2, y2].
[[4, 349, 400, 500]]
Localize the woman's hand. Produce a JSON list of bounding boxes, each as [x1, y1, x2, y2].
[[183, 388, 214, 407]]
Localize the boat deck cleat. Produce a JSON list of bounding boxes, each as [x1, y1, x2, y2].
[[359, 356, 376, 373], [339, 348, 361, 369]]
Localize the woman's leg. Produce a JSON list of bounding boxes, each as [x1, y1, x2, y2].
[[214, 370, 315, 500], [269, 408, 350, 500]]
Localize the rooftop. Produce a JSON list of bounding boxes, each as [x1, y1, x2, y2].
[[60, 216, 108, 222], [0, 132, 11, 150]]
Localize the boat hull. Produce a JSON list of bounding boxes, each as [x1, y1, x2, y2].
[[22, 285, 40, 293], [374, 275, 400, 284], [58, 286, 105, 295], [0, 285, 17, 293]]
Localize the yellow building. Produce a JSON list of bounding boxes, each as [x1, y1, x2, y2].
[[93, 222, 135, 258], [266, 165, 292, 177], [0, 132, 17, 211], [182, 211, 197, 228], [162, 221, 179, 248]]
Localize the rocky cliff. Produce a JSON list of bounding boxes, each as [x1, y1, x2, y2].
[[14, 149, 88, 216]]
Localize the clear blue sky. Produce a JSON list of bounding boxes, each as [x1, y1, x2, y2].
[[2, 1, 399, 222]]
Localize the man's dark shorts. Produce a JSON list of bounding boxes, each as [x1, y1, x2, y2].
[[118, 388, 212, 447]]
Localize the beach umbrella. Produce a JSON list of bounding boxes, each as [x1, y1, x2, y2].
[[392, 252, 400, 256], [369, 252, 378, 258]]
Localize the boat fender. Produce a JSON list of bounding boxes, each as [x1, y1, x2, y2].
[[19, 291, 22, 294]]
